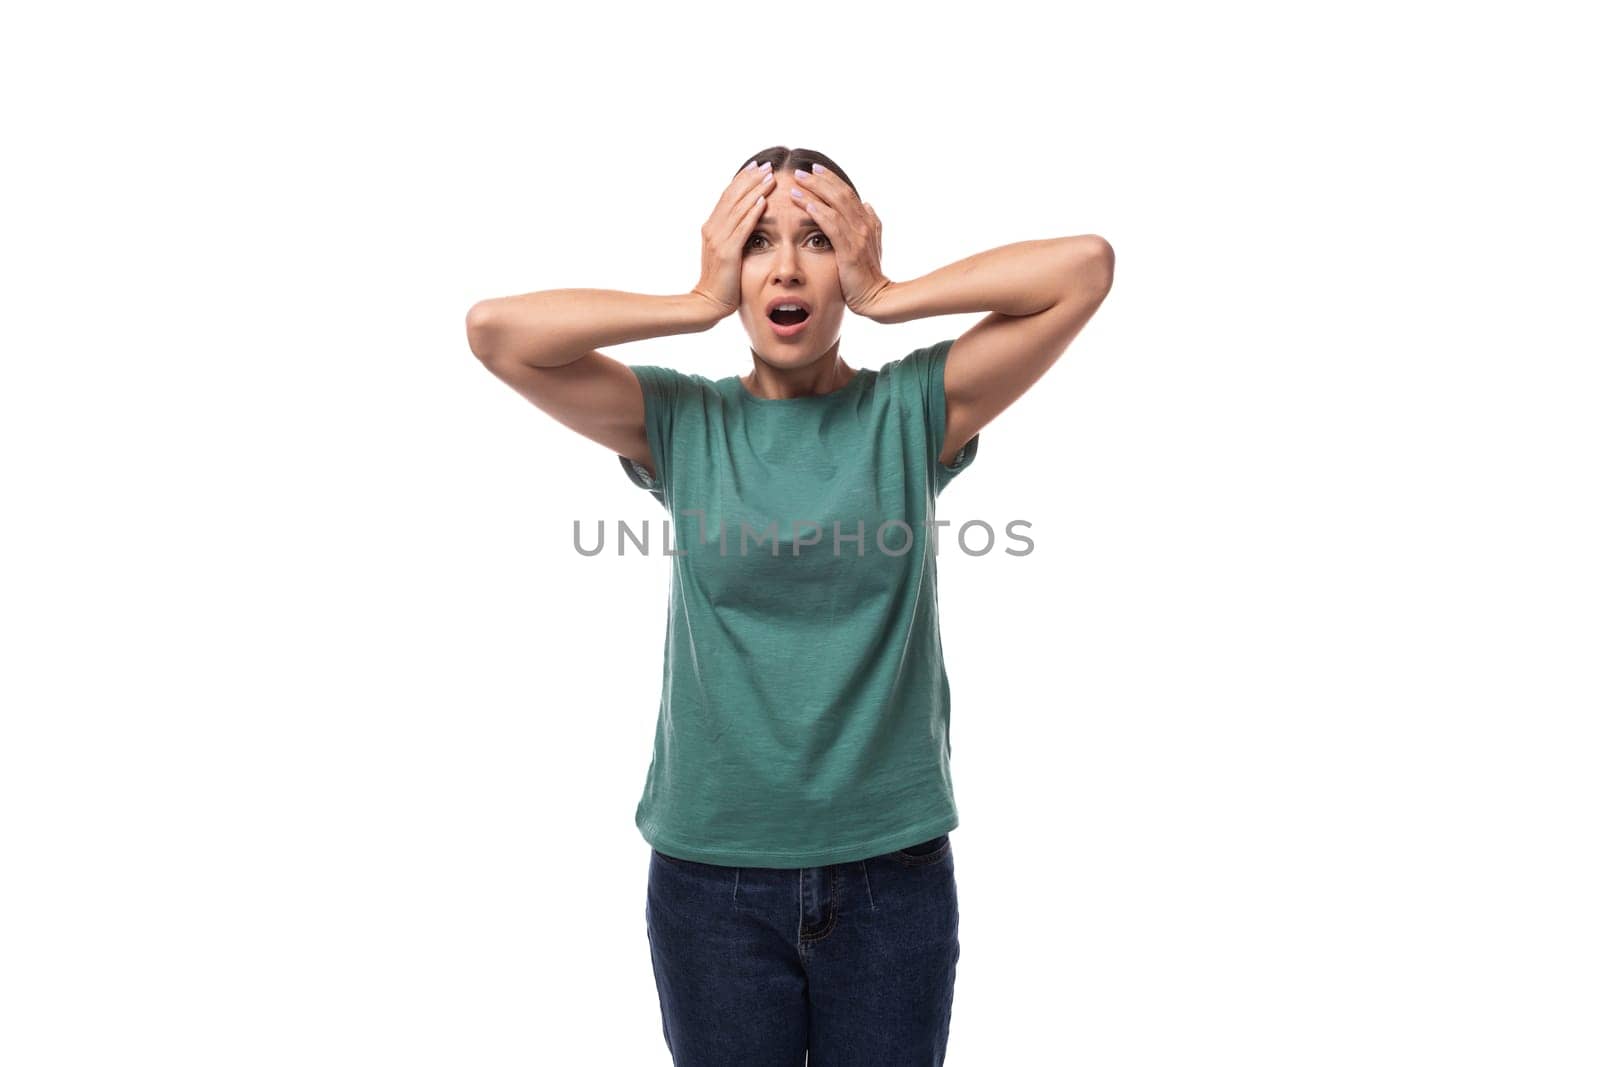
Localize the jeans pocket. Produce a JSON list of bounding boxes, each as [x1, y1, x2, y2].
[[889, 833, 952, 866]]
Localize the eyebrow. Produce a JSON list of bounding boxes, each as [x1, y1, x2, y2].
[[753, 219, 823, 233]]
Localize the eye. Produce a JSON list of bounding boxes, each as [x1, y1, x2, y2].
[[745, 232, 833, 251]]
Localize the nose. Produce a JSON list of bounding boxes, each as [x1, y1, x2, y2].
[[771, 231, 804, 278], [772, 250, 802, 280]]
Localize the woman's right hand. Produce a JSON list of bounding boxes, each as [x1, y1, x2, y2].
[[690, 160, 773, 321]]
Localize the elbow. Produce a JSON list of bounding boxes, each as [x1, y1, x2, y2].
[[1083, 234, 1115, 293], [1098, 237, 1115, 287], [465, 300, 500, 364]]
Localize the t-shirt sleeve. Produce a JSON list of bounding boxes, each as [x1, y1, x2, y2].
[[900, 337, 979, 496], [616, 363, 683, 506]]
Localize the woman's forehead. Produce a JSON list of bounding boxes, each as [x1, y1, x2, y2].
[[754, 208, 822, 234]]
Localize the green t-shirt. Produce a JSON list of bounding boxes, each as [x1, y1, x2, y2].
[[617, 337, 978, 867]]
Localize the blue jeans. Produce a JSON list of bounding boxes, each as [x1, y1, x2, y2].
[[644, 833, 960, 1065]]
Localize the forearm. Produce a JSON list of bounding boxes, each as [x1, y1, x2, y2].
[[869, 235, 1111, 324], [466, 288, 720, 368]]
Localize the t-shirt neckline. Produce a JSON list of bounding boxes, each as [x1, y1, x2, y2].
[[728, 367, 869, 406]]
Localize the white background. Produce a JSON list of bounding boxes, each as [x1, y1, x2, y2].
[[4, 1, 1596, 1064]]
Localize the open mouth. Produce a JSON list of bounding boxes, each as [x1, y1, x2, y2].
[[768, 307, 810, 326]]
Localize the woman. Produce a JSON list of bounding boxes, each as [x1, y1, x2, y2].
[[466, 146, 1114, 1065]]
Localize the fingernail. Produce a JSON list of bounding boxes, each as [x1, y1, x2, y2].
[[813, 164, 829, 175], [794, 169, 811, 181]]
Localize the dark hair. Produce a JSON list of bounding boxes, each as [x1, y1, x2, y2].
[[737, 145, 859, 197]]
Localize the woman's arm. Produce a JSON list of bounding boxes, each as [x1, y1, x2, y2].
[[466, 288, 721, 369], [864, 236, 1107, 324], [865, 235, 1115, 465], [465, 289, 722, 480], [468, 163, 772, 475]]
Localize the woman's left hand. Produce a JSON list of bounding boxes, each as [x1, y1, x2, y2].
[[792, 165, 893, 320]]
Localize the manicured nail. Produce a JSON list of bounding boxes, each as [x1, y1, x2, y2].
[[794, 169, 811, 181]]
